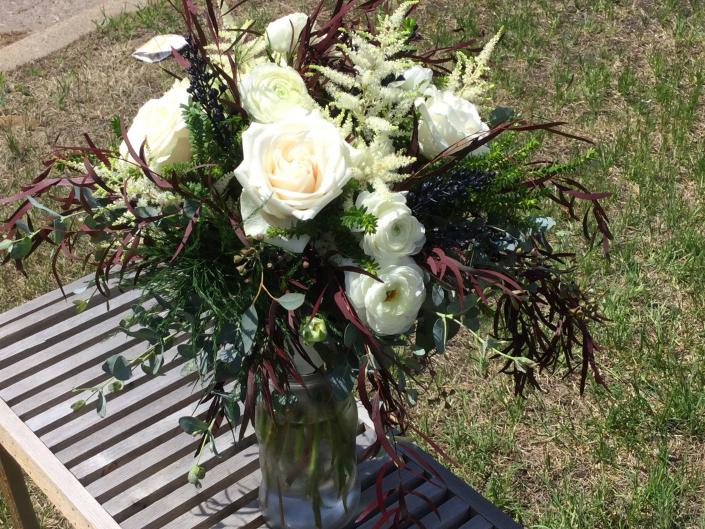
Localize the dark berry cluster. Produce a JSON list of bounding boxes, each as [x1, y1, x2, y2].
[[181, 39, 230, 147], [425, 216, 519, 262], [425, 219, 478, 253], [406, 167, 496, 218]]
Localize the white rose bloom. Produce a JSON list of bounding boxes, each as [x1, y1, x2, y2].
[[240, 63, 315, 123], [345, 258, 426, 336], [416, 88, 490, 160], [235, 111, 354, 252], [356, 190, 425, 262], [389, 65, 434, 95], [265, 13, 309, 56], [119, 79, 191, 170]]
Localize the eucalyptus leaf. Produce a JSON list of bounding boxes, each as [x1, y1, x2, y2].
[[431, 284, 445, 307], [134, 206, 160, 219], [224, 397, 241, 425], [97, 392, 107, 418], [241, 304, 258, 355], [15, 220, 31, 235], [72, 299, 89, 314], [343, 324, 361, 349], [102, 354, 132, 381], [181, 360, 197, 376], [71, 399, 86, 412], [406, 388, 418, 406], [72, 187, 98, 209], [141, 353, 164, 376], [183, 198, 200, 219], [432, 318, 447, 353], [275, 293, 305, 310], [9, 238, 31, 259], [50, 218, 66, 244], [488, 106, 515, 127], [325, 365, 355, 401], [75, 187, 100, 209], [177, 343, 196, 359], [28, 196, 61, 218], [179, 416, 209, 436]]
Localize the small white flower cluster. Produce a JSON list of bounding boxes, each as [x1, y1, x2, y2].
[[345, 187, 427, 335], [313, 2, 420, 187], [446, 28, 504, 104]]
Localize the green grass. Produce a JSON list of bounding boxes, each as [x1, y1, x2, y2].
[[416, 1, 705, 527], [2, 1, 705, 528]]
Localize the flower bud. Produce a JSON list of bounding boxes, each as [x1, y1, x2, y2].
[[300, 315, 328, 345]]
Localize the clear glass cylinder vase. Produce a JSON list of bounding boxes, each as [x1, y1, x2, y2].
[[255, 375, 360, 529]]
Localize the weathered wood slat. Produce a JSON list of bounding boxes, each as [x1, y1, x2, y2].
[[32, 355, 189, 441], [104, 431, 254, 521], [0, 398, 122, 529], [0, 444, 41, 529], [68, 384, 207, 484], [0, 280, 521, 529], [144, 449, 260, 529], [56, 380, 206, 467], [416, 496, 473, 529], [8, 339, 145, 417], [209, 500, 262, 529], [119, 443, 261, 529], [459, 515, 495, 529], [357, 474, 447, 529], [0, 289, 140, 379], [0, 275, 92, 334], [86, 423, 234, 502]]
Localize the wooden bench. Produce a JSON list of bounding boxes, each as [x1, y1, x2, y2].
[[0, 277, 523, 529]]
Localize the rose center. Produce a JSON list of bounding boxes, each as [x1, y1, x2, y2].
[[269, 139, 320, 196], [384, 289, 399, 302]]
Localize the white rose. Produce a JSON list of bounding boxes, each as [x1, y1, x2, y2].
[[389, 65, 434, 95], [119, 79, 191, 170], [345, 258, 426, 336], [235, 111, 354, 252], [265, 13, 309, 56], [240, 63, 315, 123], [416, 89, 490, 160], [356, 190, 425, 262]]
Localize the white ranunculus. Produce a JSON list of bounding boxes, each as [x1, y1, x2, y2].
[[119, 79, 191, 170], [265, 13, 309, 56], [240, 63, 315, 123], [356, 190, 425, 262], [389, 65, 434, 95], [416, 89, 490, 160], [345, 258, 426, 336], [235, 111, 354, 252]]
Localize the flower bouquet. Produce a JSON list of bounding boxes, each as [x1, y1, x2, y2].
[[0, 1, 611, 528]]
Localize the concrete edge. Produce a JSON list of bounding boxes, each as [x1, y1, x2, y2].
[[0, 0, 148, 73]]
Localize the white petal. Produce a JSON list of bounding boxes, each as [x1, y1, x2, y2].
[[132, 34, 188, 63], [240, 191, 309, 252], [266, 234, 310, 253], [240, 192, 271, 239]]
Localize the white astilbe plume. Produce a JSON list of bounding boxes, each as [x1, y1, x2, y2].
[[447, 26, 504, 103], [352, 136, 416, 189], [206, 18, 267, 75], [311, 1, 420, 185], [89, 159, 177, 208]]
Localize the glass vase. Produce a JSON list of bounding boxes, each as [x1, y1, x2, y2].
[[255, 374, 360, 529]]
